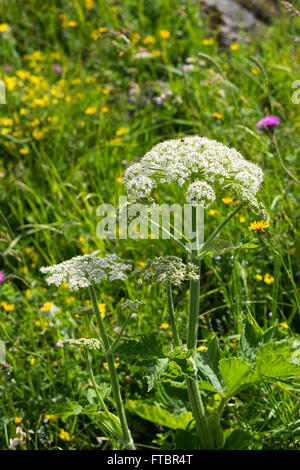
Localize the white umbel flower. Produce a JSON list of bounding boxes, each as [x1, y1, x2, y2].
[[123, 136, 264, 209], [40, 254, 131, 291], [186, 181, 216, 208]]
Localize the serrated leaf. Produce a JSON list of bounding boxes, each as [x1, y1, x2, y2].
[[196, 339, 225, 394], [114, 333, 165, 360], [143, 358, 169, 391], [238, 315, 263, 362], [49, 401, 83, 420], [126, 400, 193, 430], [219, 357, 256, 397], [255, 340, 300, 378]]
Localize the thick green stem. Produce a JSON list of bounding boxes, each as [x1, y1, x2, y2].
[[186, 256, 215, 449], [166, 284, 180, 346], [89, 285, 135, 450]]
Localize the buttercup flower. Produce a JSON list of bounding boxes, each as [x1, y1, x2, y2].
[[256, 115, 280, 131], [123, 136, 264, 211], [40, 254, 132, 291]]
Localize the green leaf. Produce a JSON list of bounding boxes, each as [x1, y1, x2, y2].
[[255, 340, 300, 378], [114, 333, 165, 360], [174, 429, 197, 450], [207, 410, 224, 449], [126, 400, 193, 430], [49, 401, 83, 420], [98, 411, 123, 440], [223, 429, 252, 450], [143, 358, 169, 391], [219, 357, 256, 397], [196, 338, 225, 394], [202, 239, 258, 257], [238, 315, 263, 362]]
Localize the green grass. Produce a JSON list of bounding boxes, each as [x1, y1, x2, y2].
[[0, 0, 299, 450]]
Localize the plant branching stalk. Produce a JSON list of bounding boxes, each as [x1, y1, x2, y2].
[[185, 204, 244, 449], [88, 285, 135, 450], [185, 256, 215, 449], [166, 283, 180, 346]]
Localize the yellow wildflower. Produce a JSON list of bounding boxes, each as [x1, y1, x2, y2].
[[202, 38, 214, 46], [0, 23, 9, 33], [14, 417, 23, 424], [197, 345, 208, 352], [103, 362, 119, 370], [98, 27, 108, 33], [160, 323, 169, 330], [239, 216, 246, 223], [28, 357, 35, 366], [248, 220, 269, 232], [59, 429, 71, 441], [116, 177, 123, 183], [222, 197, 233, 205], [159, 30, 170, 39], [19, 147, 30, 155], [251, 68, 260, 76], [41, 302, 53, 312], [264, 273, 274, 285], [102, 88, 110, 95], [85, 107, 98, 115], [143, 35, 156, 45], [101, 106, 109, 113], [116, 127, 128, 136], [1, 302, 14, 312], [230, 43, 240, 51], [255, 274, 263, 281], [213, 112, 222, 119], [67, 21, 78, 27], [280, 322, 289, 329], [209, 209, 219, 215], [99, 303, 106, 319]]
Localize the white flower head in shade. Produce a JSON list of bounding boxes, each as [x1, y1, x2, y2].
[[40, 254, 131, 291], [123, 136, 264, 211], [186, 181, 216, 208]]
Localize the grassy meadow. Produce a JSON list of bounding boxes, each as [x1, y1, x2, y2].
[[0, 0, 299, 451]]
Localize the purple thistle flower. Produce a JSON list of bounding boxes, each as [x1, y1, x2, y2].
[[256, 115, 280, 131], [52, 64, 62, 74], [2, 363, 9, 370], [4, 65, 12, 72], [0, 271, 5, 283]]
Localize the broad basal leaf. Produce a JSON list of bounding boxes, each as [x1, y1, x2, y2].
[[126, 400, 193, 430], [219, 357, 256, 397], [255, 340, 300, 378]]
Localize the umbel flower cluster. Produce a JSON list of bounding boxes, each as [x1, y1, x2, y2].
[[64, 338, 102, 351], [123, 136, 264, 210], [134, 256, 200, 287], [40, 254, 132, 291]]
